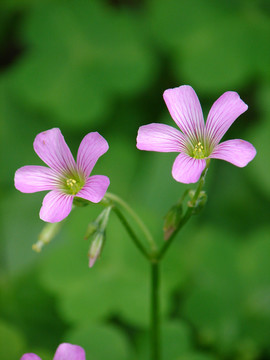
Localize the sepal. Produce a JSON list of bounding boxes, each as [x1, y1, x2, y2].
[[32, 222, 62, 252], [187, 190, 207, 214], [163, 203, 183, 241], [73, 197, 90, 207]]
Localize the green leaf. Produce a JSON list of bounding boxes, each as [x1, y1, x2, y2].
[[0, 320, 26, 360], [238, 227, 270, 353], [137, 321, 192, 360], [180, 225, 270, 358], [247, 84, 270, 199], [9, 0, 156, 127], [1, 192, 45, 274], [0, 80, 45, 188], [149, 0, 270, 93], [181, 228, 243, 354], [175, 353, 218, 360], [137, 320, 218, 360], [0, 270, 68, 350], [175, 15, 253, 93], [66, 323, 131, 360]]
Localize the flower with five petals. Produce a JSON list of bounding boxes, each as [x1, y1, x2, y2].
[[15, 128, 110, 222], [136, 85, 256, 183]]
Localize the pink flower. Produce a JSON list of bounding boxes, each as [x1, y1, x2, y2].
[[136, 85, 256, 184], [20, 342, 85, 360], [15, 128, 110, 222]]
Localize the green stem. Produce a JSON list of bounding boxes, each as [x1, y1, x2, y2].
[[112, 206, 150, 260], [105, 192, 157, 251], [158, 209, 192, 261], [151, 261, 161, 360], [157, 160, 210, 261], [103, 161, 209, 360]]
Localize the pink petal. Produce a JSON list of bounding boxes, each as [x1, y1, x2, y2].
[[163, 85, 205, 143], [136, 123, 188, 152], [77, 132, 109, 178], [206, 91, 248, 146], [15, 165, 59, 193], [172, 153, 206, 184], [34, 128, 76, 174], [77, 175, 110, 203], [20, 354, 42, 360], [209, 139, 256, 167], [39, 190, 74, 223], [53, 343, 85, 360]]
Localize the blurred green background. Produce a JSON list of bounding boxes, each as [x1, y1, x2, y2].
[[0, 0, 270, 359]]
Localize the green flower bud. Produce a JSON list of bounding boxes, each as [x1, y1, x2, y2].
[[85, 207, 111, 267], [84, 206, 112, 240], [163, 203, 183, 241], [88, 232, 104, 267], [188, 190, 207, 214], [32, 222, 62, 252], [84, 221, 99, 240]]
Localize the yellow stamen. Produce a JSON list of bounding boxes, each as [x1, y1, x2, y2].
[[65, 178, 82, 195], [193, 142, 205, 159], [66, 178, 77, 187]]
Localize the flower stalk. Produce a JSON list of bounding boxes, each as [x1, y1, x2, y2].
[[157, 160, 209, 261], [106, 201, 151, 260], [32, 222, 62, 252], [103, 192, 157, 255], [98, 163, 210, 360], [151, 261, 161, 360]]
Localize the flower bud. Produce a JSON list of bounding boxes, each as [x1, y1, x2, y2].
[[88, 232, 104, 268], [85, 206, 111, 267], [84, 221, 99, 240], [32, 222, 62, 252], [84, 206, 112, 240], [188, 190, 207, 214], [163, 203, 183, 241]]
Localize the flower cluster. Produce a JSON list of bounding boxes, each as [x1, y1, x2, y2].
[[15, 85, 257, 360], [15, 85, 256, 225]]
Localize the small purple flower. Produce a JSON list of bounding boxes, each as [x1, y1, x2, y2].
[[15, 128, 110, 222], [21, 342, 85, 360], [136, 85, 256, 184]]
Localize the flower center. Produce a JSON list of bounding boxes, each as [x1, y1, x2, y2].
[[66, 178, 83, 195], [193, 142, 205, 159]]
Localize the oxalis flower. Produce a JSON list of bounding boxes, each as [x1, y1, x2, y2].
[[21, 342, 85, 360], [15, 128, 110, 222], [136, 85, 256, 184]]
